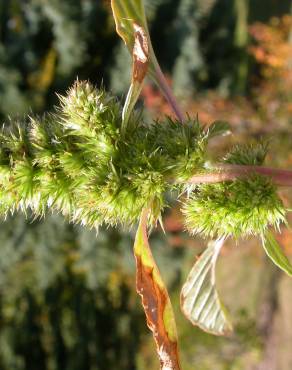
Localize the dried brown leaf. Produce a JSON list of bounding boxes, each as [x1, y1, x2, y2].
[[134, 208, 182, 370]]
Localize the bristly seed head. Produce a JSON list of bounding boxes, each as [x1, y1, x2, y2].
[[182, 174, 286, 239], [0, 80, 222, 228], [0, 81, 286, 234]]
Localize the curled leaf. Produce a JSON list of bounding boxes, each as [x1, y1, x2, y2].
[[180, 239, 233, 336], [111, 0, 151, 129], [132, 23, 149, 83], [111, 0, 149, 50], [111, 0, 185, 122], [134, 208, 182, 370], [122, 23, 149, 128], [262, 231, 292, 277]]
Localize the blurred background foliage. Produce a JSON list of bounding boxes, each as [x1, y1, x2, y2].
[[0, 0, 292, 369]]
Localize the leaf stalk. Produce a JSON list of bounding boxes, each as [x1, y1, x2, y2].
[[186, 164, 292, 187], [151, 59, 185, 122]]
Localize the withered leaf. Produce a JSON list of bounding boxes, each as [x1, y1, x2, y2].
[[134, 208, 182, 370]]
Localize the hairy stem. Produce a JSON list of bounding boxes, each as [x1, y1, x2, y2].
[[186, 164, 292, 186]]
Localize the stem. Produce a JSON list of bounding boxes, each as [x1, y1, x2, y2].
[[152, 60, 185, 122], [186, 164, 292, 186]]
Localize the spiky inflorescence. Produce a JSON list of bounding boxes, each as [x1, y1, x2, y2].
[[183, 175, 286, 239], [223, 141, 269, 166], [1, 81, 286, 235], [0, 81, 212, 228], [183, 142, 286, 239]]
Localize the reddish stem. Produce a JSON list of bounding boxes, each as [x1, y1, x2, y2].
[[187, 164, 292, 187], [154, 62, 185, 122]]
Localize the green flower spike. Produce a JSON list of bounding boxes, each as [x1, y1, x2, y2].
[[183, 174, 286, 240], [181, 142, 292, 336]]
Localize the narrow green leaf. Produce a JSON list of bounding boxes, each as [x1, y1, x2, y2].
[[111, 0, 149, 51], [111, 0, 185, 122], [180, 239, 233, 336], [111, 0, 157, 80], [121, 23, 149, 129], [111, 0, 152, 130], [262, 231, 292, 277]]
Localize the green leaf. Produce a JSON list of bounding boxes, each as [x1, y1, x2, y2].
[[111, 0, 149, 51], [121, 23, 150, 129], [262, 231, 292, 277], [111, 0, 152, 130], [111, 0, 157, 79], [180, 239, 233, 335], [111, 0, 185, 122]]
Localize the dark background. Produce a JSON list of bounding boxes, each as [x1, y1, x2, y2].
[[0, 1, 292, 369]]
